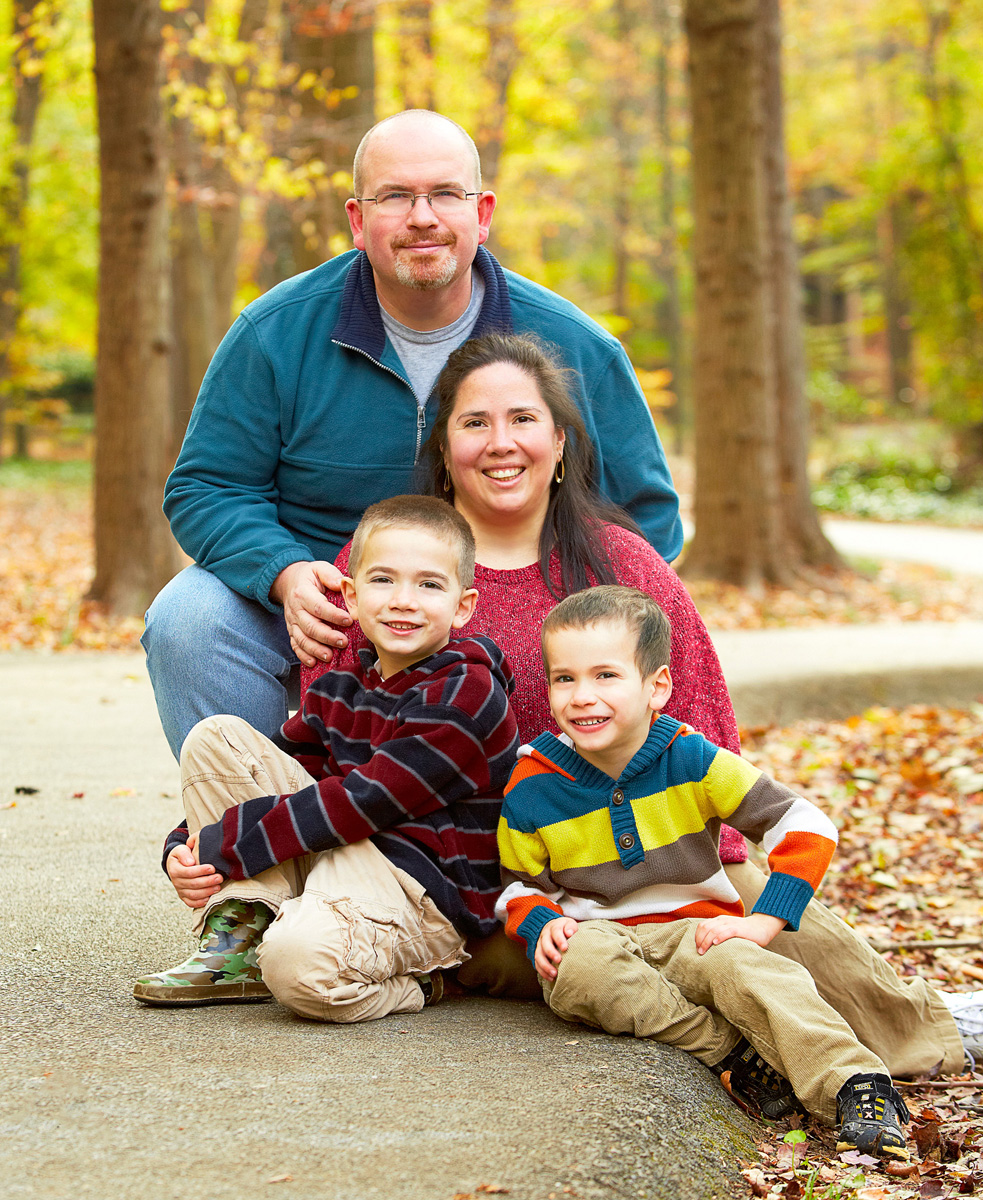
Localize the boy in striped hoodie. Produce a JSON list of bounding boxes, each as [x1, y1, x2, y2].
[[496, 585, 911, 1160], [135, 496, 518, 1022]]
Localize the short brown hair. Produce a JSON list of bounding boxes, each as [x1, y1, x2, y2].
[[348, 494, 476, 587], [541, 586, 672, 678]]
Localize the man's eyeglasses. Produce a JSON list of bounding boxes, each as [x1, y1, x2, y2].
[[356, 189, 481, 216]]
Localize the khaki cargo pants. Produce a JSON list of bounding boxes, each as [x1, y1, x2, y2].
[[181, 715, 467, 1023]]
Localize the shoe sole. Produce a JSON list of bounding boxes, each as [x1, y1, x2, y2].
[[133, 981, 272, 1007], [835, 1137, 909, 1162]]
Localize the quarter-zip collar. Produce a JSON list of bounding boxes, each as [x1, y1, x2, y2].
[[331, 246, 515, 365]]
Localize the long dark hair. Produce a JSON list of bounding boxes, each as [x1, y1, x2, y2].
[[418, 332, 642, 597]]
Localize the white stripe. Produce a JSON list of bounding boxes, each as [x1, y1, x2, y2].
[[761, 796, 838, 856]]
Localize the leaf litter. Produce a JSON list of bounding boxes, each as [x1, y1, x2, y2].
[[737, 704, 983, 1198]]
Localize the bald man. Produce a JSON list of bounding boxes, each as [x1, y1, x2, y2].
[[145, 111, 683, 758]]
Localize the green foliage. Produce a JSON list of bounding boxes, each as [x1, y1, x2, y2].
[[807, 369, 869, 424], [813, 435, 983, 524], [0, 0, 97, 379], [786, 0, 983, 447], [0, 455, 90, 488]]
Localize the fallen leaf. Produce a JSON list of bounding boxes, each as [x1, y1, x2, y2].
[[740, 1167, 769, 1197], [476, 1187, 510, 1195], [266, 1175, 293, 1184], [838, 1150, 881, 1166]]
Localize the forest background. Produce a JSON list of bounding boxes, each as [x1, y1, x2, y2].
[[2, 3, 983, 1192], [2, 0, 983, 617]]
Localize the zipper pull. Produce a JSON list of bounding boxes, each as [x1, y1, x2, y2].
[[417, 406, 426, 431]]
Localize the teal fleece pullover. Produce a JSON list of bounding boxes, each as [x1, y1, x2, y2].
[[164, 247, 682, 611]]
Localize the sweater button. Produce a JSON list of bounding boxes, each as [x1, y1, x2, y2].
[[612, 789, 624, 806], [619, 833, 635, 850]]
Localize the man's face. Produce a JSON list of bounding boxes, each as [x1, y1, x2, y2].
[[346, 119, 496, 300]]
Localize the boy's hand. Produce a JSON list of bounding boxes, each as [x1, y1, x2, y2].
[[166, 837, 223, 909], [535, 917, 579, 980], [695, 912, 786, 956]]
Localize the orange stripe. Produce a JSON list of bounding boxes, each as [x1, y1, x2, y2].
[[504, 750, 576, 796], [767, 831, 836, 890], [504, 893, 564, 942], [616, 898, 746, 925]]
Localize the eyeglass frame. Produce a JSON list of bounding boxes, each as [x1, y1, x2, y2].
[[354, 189, 483, 214]]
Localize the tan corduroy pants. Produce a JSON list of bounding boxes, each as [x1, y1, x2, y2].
[[180, 715, 466, 1023], [542, 918, 888, 1124], [727, 860, 964, 1079]]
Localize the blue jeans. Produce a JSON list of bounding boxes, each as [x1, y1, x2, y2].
[[142, 566, 299, 760]]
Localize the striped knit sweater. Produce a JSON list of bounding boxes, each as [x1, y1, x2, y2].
[[496, 716, 837, 963], [166, 637, 519, 939]]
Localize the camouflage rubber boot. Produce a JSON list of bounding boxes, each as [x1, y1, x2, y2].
[[133, 899, 274, 1007]]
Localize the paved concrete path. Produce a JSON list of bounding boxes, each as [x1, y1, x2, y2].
[[716, 619, 983, 725], [678, 517, 983, 722], [0, 652, 755, 1200], [822, 519, 983, 577]]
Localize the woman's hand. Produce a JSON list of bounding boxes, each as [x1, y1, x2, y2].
[[535, 917, 579, 980], [269, 560, 351, 667], [694, 912, 786, 956]]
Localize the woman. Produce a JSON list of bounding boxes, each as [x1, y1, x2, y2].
[[303, 334, 967, 1078]]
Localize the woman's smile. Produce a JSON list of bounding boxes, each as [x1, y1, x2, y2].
[[443, 361, 564, 532]]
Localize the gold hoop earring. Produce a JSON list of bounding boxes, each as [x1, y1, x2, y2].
[[442, 468, 452, 493], [554, 458, 565, 484]]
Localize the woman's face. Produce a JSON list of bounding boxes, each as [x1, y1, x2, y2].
[[442, 362, 565, 532]]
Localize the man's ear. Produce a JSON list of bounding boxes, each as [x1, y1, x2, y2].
[[647, 665, 673, 714], [452, 588, 479, 629], [346, 198, 365, 250], [339, 576, 359, 619], [476, 192, 496, 246]]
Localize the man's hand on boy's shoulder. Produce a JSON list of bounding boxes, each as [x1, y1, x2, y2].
[[166, 835, 224, 909], [694, 912, 787, 956], [535, 916, 580, 980]]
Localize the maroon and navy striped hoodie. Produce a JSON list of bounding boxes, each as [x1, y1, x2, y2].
[[166, 636, 519, 939]]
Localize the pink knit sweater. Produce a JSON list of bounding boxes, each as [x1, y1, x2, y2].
[[301, 523, 747, 863]]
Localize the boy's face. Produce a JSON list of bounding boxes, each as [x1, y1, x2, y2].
[[545, 619, 672, 779], [341, 526, 477, 678]]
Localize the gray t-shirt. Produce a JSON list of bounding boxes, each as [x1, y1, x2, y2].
[[380, 271, 486, 403]]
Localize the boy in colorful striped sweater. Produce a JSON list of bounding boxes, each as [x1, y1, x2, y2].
[[134, 496, 518, 1021], [496, 585, 911, 1160]]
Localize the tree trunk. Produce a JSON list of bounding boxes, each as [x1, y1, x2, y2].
[[0, 0, 46, 462], [477, 0, 518, 200], [759, 0, 841, 570], [610, 0, 639, 322], [281, 0, 375, 274], [170, 110, 217, 453], [90, 0, 182, 615], [879, 200, 914, 406], [394, 0, 434, 111], [681, 0, 788, 589], [652, 0, 685, 453]]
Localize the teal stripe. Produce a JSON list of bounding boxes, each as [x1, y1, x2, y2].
[[751, 871, 814, 931]]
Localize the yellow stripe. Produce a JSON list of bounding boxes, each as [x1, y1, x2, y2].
[[516, 807, 619, 872], [497, 819, 550, 877], [702, 753, 762, 819], [631, 782, 717, 848]]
